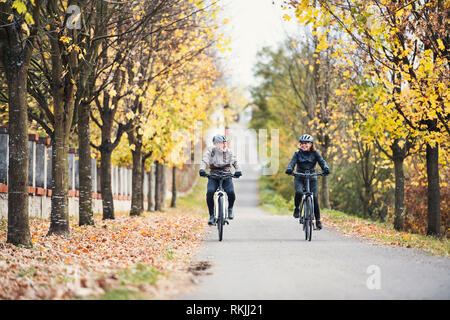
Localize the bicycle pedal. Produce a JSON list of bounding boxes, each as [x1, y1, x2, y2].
[[224, 220, 229, 225]]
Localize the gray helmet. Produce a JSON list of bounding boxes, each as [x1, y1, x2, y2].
[[212, 134, 228, 144], [299, 134, 313, 143]]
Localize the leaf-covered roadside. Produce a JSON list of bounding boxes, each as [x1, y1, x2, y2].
[[322, 209, 450, 257], [0, 210, 206, 300]]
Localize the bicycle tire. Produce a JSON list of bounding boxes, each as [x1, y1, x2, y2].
[[305, 196, 313, 241], [304, 197, 309, 240], [218, 195, 224, 241], [308, 196, 314, 241]]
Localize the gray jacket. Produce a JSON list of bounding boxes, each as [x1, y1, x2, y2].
[[200, 147, 240, 173]]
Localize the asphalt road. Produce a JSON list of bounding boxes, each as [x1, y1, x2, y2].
[[175, 162, 450, 300]]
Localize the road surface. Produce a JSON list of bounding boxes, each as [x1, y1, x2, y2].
[[175, 162, 450, 300]]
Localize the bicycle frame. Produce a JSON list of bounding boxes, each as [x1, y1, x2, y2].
[[202, 172, 238, 241], [289, 170, 325, 241], [209, 173, 234, 221]]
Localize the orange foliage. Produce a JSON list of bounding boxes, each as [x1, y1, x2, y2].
[[404, 162, 449, 238]]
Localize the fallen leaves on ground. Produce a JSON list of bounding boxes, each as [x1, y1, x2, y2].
[[322, 209, 450, 257], [0, 210, 206, 300]]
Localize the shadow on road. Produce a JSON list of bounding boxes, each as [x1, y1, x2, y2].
[[203, 237, 330, 243]]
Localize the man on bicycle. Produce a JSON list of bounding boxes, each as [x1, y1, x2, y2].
[[199, 134, 242, 226], [285, 134, 330, 230]]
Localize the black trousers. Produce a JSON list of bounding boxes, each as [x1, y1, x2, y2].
[[206, 177, 235, 216], [294, 177, 320, 221]]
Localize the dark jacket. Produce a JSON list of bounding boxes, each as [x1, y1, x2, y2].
[[286, 149, 329, 174]]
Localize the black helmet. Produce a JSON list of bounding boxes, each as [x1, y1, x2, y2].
[[299, 134, 313, 143], [212, 134, 228, 144]]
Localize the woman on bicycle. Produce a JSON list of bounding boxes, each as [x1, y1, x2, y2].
[[199, 134, 242, 225], [285, 134, 330, 230]]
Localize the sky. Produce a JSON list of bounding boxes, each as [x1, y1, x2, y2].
[[216, 0, 302, 99]]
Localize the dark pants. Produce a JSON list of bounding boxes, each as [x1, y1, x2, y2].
[[294, 177, 320, 221], [206, 177, 235, 216]]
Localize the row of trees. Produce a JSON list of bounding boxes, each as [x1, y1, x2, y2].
[[252, 0, 448, 237], [0, 0, 229, 246]]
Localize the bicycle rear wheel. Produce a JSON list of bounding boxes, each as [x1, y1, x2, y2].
[[218, 195, 224, 241]]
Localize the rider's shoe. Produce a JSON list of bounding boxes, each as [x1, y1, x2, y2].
[[228, 208, 234, 220], [208, 215, 215, 226], [293, 208, 300, 218], [316, 220, 322, 230]]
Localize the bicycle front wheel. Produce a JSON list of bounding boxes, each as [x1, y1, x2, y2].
[[218, 195, 224, 241], [308, 196, 314, 241], [305, 197, 313, 241]]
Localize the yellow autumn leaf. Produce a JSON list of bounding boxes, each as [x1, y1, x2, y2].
[[126, 111, 134, 120], [25, 12, 34, 25], [12, 0, 26, 14], [59, 36, 71, 44], [21, 23, 30, 36]]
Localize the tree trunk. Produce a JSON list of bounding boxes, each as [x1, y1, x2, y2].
[[321, 175, 330, 208], [154, 161, 167, 211], [160, 163, 167, 211], [171, 166, 177, 208], [154, 161, 160, 211], [48, 132, 70, 236], [78, 100, 94, 225], [426, 143, 441, 237], [140, 159, 145, 212], [320, 146, 330, 209], [393, 155, 405, 231], [362, 189, 369, 219], [75, 0, 106, 225], [100, 149, 114, 220], [147, 165, 154, 212], [47, 18, 76, 236], [130, 144, 143, 216], [98, 95, 116, 220], [1, 7, 36, 246], [5, 63, 31, 246]]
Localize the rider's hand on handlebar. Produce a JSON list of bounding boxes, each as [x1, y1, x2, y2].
[[323, 167, 330, 175], [285, 168, 293, 175], [234, 171, 242, 178], [199, 169, 207, 177]]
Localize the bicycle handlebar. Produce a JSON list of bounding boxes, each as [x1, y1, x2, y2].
[[202, 172, 239, 179], [289, 171, 326, 178]]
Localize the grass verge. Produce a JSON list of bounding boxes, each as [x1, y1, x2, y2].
[[258, 176, 292, 216], [97, 263, 161, 300], [177, 176, 207, 212]]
